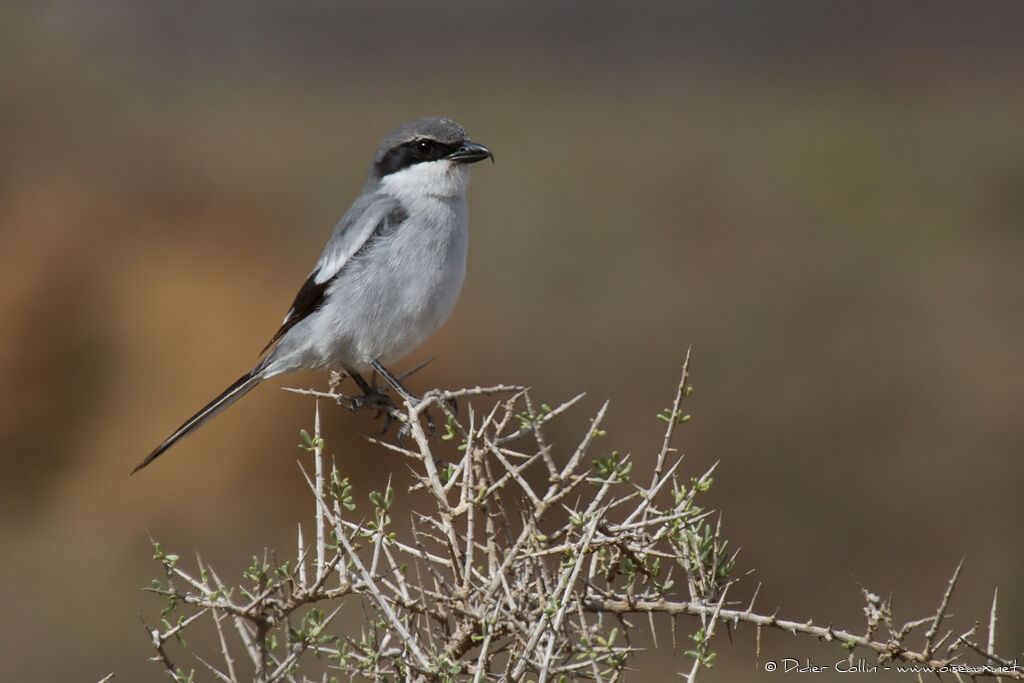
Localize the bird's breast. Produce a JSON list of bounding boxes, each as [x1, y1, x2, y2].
[[325, 196, 469, 367]]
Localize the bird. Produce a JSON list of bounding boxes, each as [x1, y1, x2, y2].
[[132, 117, 492, 473]]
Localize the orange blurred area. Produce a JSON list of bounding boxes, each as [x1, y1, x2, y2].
[[2, 2, 1023, 680]]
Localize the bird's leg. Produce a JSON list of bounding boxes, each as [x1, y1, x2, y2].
[[347, 370, 375, 397], [371, 360, 417, 401], [372, 360, 436, 437]]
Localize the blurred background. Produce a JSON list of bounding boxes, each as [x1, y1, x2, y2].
[[2, 1, 1022, 680]]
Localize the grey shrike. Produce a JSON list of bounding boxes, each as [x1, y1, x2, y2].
[[133, 117, 492, 473]]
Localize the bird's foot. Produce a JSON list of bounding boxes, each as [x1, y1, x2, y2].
[[346, 387, 402, 437], [347, 385, 437, 443], [348, 387, 397, 416], [345, 363, 447, 446]]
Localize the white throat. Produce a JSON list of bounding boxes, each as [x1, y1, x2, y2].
[[379, 160, 471, 201]]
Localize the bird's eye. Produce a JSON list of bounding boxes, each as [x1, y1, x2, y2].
[[415, 139, 434, 155]]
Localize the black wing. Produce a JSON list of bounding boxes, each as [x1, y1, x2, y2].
[[258, 270, 332, 355]]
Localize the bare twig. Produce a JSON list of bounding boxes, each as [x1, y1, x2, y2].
[[138, 367, 1019, 682]]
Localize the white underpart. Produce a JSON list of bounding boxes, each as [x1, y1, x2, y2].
[[264, 158, 473, 375]]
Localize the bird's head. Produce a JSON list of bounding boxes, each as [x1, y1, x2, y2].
[[371, 117, 493, 199]]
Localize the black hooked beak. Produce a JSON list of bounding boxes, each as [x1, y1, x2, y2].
[[448, 141, 494, 164]]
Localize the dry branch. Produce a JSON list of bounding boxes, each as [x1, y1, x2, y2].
[[139, 360, 1022, 682]]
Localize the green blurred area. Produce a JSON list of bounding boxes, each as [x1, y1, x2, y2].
[[1, 2, 1023, 680]]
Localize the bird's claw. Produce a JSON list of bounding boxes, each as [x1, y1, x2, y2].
[[392, 401, 435, 448], [377, 410, 395, 436], [396, 419, 411, 448]]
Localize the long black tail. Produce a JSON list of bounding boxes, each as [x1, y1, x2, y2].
[[132, 369, 265, 474]]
